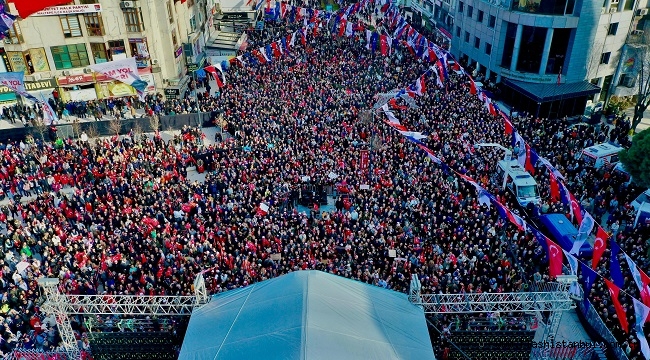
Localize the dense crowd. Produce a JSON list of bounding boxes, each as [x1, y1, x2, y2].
[[0, 4, 647, 359]]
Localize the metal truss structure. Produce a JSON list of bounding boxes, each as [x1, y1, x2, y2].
[[409, 275, 576, 350], [37, 273, 210, 359]]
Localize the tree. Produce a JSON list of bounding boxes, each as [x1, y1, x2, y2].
[[32, 117, 47, 141], [632, 45, 650, 133], [619, 128, 650, 188], [109, 118, 122, 137], [149, 114, 160, 133]]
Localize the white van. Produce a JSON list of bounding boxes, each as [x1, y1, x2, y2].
[[496, 160, 541, 207], [581, 143, 624, 169]]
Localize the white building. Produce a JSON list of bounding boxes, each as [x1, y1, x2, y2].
[[407, 0, 650, 117], [0, 0, 228, 103]]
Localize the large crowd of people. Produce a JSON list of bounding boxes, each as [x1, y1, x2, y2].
[[0, 3, 648, 359]]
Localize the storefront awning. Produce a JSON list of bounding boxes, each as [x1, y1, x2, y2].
[[503, 78, 601, 103]]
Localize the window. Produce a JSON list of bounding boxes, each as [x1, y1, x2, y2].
[[6, 23, 23, 44], [172, 29, 178, 47], [50, 44, 90, 69], [456, 26, 461, 37], [167, 1, 174, 23], [488, 15, 496, 28], [459, 1, 464, 13], [608, 22, 618, 35], [474, 36, 480, 48], [478, 10, 484, 22], [83, 13, 104, 36], [90, 43, 108, 63], [60, 15, 82, 38], [467, 6, 473, 18], [123, 8, 145, 32], [485, 42, 492, 55], [108, 40, 126, 59], [600, 52, 611, 64], [464, 31, 470, 42]]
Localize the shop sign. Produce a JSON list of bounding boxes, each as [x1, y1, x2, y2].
[[175, 47, 183, 58], [0, 78, 56, 94], [57, 74, 94, 86], [222, 12, 248, 20], [187, 63, 199, 72], [0, 48, 11, 72], [164, 88, 180, 99], [32, 4, 102, 17]]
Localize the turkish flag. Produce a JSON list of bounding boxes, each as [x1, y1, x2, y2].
[[605, 279, 629, 333], [380, 35, 390, 56], [592, 225, 609, 270], [549, 171, 560, 201], [469, 78, 477, 95], [10, 0, 71, 18], [546, 238, 563, 279], [569, 192, 583, 224], [501, 112, 514, 135]]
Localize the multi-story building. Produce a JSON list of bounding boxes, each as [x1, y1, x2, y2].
[[408, 0, 650, 118], [0, 0, 224, 103]]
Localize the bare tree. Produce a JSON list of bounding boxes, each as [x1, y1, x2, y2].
[[86, 124, 99, 144], [132, 123, 143, 142], [109, 118, 122, 137], [632, 45, 650, 133], [149, 114, 160, 133], [32, 117, 47, 141], [70, 118, 82, 139]]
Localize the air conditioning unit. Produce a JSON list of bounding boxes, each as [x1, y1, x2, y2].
[[24, 75, 35, 82], [32, 73, 42, 81], [633, 29, 645, 35], [151, 59, 159, 65], [637, 8, 648, 16], [62, 70, 71, 76], [83, 68, 93, 74], [120, 1, 136, 9], [609, 7, 618, 13]]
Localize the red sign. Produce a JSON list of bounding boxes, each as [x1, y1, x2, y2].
[[57, 74, 94, 86], [360, 150, 369, 172]]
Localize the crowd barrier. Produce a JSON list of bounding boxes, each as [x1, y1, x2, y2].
[[0, 112, 219, 143], [577, 298, 629, 360]]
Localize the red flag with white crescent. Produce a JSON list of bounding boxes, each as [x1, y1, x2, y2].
[[592, 225, 609, 269]]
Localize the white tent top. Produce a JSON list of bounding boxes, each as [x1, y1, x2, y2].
[[179, 270, 435, 360]]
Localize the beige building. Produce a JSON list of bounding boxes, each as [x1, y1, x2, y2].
[[0, 0, 223, 103]]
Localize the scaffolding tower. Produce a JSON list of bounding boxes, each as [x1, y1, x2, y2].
[[37, 273, 210, 359]]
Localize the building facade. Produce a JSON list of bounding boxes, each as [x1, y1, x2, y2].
[[408, 0, 650, 117], [0, 0, 224, 103]]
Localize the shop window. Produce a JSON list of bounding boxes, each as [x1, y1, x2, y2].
[[51, 44, 90, 69], [124, 8, 145, 32], [84, 13, 104, 36], [6, 23, 23, 44], [90, 43, 109, 63], [60, 15, 82, 38]]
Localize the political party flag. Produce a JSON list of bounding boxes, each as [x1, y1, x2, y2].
[[88, 57, 148, 101]]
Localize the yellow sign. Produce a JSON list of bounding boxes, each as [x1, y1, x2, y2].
[[29, 48, 50, 72], [97, 81, 137, 99], [7, 52, 26, 72]]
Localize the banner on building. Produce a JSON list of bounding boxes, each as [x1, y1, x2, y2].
[[30, 4, 102, 17], [88, 57, 148, 101]]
